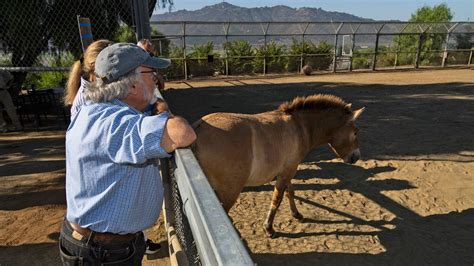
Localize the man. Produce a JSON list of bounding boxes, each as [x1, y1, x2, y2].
[[137, 39, 166, 93], [0, 70, 22, 132], [59, 43, 196, 265]]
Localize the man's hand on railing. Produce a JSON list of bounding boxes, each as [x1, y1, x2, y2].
[[154, 98, 169, 115]]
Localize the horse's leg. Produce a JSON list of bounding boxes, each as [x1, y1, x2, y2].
[[263, 177, 286, 238], [285, 182, 303, 221], [219, 187, 243, 213]]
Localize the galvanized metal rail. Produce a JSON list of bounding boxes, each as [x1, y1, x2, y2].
[[157, 90, 253, 266], [172, 149, 254, 265]]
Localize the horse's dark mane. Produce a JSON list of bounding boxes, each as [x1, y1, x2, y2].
[[278, 94, 349, 114]]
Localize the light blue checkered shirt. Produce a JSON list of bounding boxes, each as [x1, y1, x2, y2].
[[69, 77, 88, 120], [66, 99, 170, 234]]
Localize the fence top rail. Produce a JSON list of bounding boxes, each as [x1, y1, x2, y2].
[[173, 148, 254, 266], [151, 21, 474, 35], [153, 21, 473, 24]]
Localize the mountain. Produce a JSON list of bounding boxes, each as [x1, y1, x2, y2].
[[151, 2, 373, 22]]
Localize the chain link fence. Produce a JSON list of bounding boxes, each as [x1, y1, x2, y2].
[[151, 21, 474, 79], [0, 0, 160, 90], [1, 2, 473, 86]]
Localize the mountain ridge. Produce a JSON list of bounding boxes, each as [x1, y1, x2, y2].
[[151, 2, 374, 22]]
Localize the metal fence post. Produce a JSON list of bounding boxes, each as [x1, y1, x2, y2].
[[349, 34, 355, 71], [332, 34, 338, 72], [372, 33, 380, 71], [224, 23, 230, 76], [262, 23, 270, 75], [394, 34, 401, 68], [442, 23, 459, 68], [301, 34, 305, 73], [133, 0, 151, 40], [415, 33, 424, 69], [332, 22, 343, 73], [469, 48, 473, 66], [348, 23, 360, 72], [182, 22, 187, 80], [441, 32, 450, 68], [301, 23, 310, 73], [372, 24, 384, 71]]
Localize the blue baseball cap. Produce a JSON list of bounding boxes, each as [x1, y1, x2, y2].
[[95, 43, 171, 83]]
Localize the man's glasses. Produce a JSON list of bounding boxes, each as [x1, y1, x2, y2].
[[140, 70, 159, 83], [140, 70, 164, 90]]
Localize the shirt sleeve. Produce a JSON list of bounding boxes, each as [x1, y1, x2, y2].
[[106, 111, 171, 164]]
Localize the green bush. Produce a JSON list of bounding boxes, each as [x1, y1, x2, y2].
[[114, 24, 136, 43], [23, 51, 74, 89], [375, 46, 397, 68], [186, 42, 220, 77], [164, 45, 185, 79], [352, 58, 370, 69], [254, 41, 287, 74], [288, 39, 333, 71], [224, 40, 255, 75]]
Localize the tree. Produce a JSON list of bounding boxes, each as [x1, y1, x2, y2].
[[408, 4, 453, 22], [0, 0, 173, 87], [394, 4, 453, 66]]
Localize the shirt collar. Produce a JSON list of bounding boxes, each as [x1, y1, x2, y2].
[[111, 98, 142, 114]]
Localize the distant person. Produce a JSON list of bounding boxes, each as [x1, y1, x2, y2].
[[59, 43, 196, 265], [137, 39, 155, 55], [0, 70, 22, 132]]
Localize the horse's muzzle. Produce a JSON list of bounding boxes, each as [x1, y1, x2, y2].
[[344, 148, 361, 164]]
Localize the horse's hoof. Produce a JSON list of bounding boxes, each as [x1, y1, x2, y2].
[[293, 212, 304, 221], [264, 226, 276, 238]]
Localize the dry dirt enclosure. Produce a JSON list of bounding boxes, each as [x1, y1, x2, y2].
[[1, 69, 473, 265]]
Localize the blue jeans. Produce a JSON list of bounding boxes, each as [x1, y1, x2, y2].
[[59, 219, 146, 266]]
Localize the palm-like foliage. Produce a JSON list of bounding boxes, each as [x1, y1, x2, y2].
[[224, 40, 255, 74], [254, 41, 287, 73], [288, 39, 333, 71]]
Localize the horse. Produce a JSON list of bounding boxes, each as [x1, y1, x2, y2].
[[191, 94, 365, 237]]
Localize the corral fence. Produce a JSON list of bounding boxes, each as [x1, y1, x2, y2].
[[151, 21, 474, 79]]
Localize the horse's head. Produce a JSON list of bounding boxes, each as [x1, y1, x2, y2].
[[328, 104, 365, 164]]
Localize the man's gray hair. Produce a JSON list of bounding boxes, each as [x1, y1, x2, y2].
[[85, 69, 140, 103]]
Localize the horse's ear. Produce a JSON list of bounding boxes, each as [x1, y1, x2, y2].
[[345, 103, 352, 109], [351, 107, 365, 121]]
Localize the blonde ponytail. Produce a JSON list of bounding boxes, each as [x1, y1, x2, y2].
[[63, 39, 113, 106], [64, 60, 82, 106]]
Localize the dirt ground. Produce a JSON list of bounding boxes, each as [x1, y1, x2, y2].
[[1, 69, 473, 265]]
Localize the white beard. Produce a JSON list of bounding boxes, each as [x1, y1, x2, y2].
[[142, 83, 158, 105]]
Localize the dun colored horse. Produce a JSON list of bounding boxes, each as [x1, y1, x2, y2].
[[192, 94, 365, 237]]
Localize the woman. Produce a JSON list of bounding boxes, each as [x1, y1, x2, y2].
[[64, 39, 112, 120]]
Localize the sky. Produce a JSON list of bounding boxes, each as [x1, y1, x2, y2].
[[153, 0, 473, 21]]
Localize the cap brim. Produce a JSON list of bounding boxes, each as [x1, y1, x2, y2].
[[142, 57, 171, 69]]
